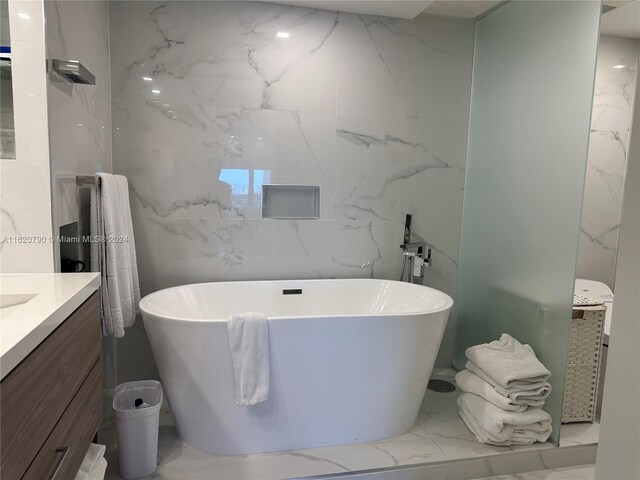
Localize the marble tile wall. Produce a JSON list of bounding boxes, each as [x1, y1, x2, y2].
[[109, 1, 475, 368], [1, 0, 55, 273], [577, 35, 639, 288], [45, 0, 112, 237]]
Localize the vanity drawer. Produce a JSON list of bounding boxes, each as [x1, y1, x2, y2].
[[0, 292, 101, 480], [22, 361, 102, 480]]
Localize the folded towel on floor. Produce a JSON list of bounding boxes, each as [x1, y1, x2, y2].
[[458, 393, 552, 446], [466, 361, 550, 405], [455, 370, 527, 412], [465, 334, 551, 389], [93, 173, 141, 338], [227, 312, 270, 406], [458, 409, 542, 446]]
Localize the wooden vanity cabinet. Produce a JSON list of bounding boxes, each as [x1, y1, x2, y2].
[[1, 292, 102, 480]]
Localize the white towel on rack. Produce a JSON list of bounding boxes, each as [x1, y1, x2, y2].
[[94, 173, 140, 337], [465, 334, 551, 389], [227, 312, 270, 406], [458, 393, 552, 446]]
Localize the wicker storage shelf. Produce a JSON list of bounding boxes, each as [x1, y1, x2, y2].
[[562, 305, 605, 423]]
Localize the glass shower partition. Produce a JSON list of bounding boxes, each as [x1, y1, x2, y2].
[[454, 1, 601, 445]]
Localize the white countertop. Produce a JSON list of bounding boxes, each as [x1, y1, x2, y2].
[[0, 273, 101, 380]]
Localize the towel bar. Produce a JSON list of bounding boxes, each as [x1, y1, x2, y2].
[[76, 175, 98, 186]]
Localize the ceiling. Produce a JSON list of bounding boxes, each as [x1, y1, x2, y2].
[[263, 0, 640, 28], [263, 0, 503, 19], [600, 1, 640, 38], [262, 1, 433, 19], [421, 1, 501, 18]]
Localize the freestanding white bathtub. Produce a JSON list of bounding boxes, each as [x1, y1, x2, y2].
[[140, 279, 453, 455]]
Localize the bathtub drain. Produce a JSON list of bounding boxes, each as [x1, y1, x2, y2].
[[427, 379, 456, 393]]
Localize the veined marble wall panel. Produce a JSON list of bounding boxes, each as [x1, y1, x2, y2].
[[110, 1, 475, 366], [578, 35, 639, 288], [112, 100, 336, 221]]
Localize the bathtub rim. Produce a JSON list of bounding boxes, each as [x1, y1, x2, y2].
[[139, 278, 454, 324]]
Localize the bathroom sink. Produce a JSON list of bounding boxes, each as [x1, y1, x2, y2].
[[0, 293, 38, 316]]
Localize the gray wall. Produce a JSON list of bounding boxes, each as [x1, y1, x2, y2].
[[577, 35, 639, 288], [109, 1, 476, 380]]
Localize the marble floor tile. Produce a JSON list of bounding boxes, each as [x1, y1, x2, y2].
[[559, 422, 600, 447], [476, 464, 595, 480], [103, 371, 557, 480]]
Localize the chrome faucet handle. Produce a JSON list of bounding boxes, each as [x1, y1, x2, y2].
[[411, 247, 432, 280], [424, 247, 432, 268]]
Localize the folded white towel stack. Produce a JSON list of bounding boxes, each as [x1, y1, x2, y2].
[[458, 393, 552, 446], [227, 312, 270, 406], [456, 334, 553, 446], [466, 361, 550, 405], [465, 334, 551, 389]]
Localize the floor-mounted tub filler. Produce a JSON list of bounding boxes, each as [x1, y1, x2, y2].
[[140, 279, 453, 455]]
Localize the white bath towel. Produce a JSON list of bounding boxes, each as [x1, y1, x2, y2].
[[465, 334, 551, 389], [74, 456, 107, 480], [94, 173, 141, 338], [78, 443, 106, 474], [227, 312, 270, 406], [455, 370, 527, 412], [466, 361, 551, 404], [458, 393, 552, 446]]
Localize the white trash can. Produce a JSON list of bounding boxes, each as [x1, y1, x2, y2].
[[112, 380, 163, 479]]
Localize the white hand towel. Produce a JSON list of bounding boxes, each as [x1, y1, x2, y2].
[[458, 393, 552, 446], [466, 361, 550, 404], [227, 312, 270, 406], [455, 370, 527, 412], [465, 334, 551, 389], [95, 173, 141, 338]]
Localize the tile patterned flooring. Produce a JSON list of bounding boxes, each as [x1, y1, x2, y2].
[[477, 464, 596, 479], [102, 369, 597, 479]]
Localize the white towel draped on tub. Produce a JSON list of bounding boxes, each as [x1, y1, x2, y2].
[[465, 334, 551, 389], [90, 173, 140, 338], [227, 312, 270, 406]]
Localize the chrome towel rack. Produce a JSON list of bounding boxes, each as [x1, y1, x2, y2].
[[52, 60, 96, 85], [76, 175, 99, 186]]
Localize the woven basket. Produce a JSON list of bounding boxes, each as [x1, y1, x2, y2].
[[562, 306, 605, 423]]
